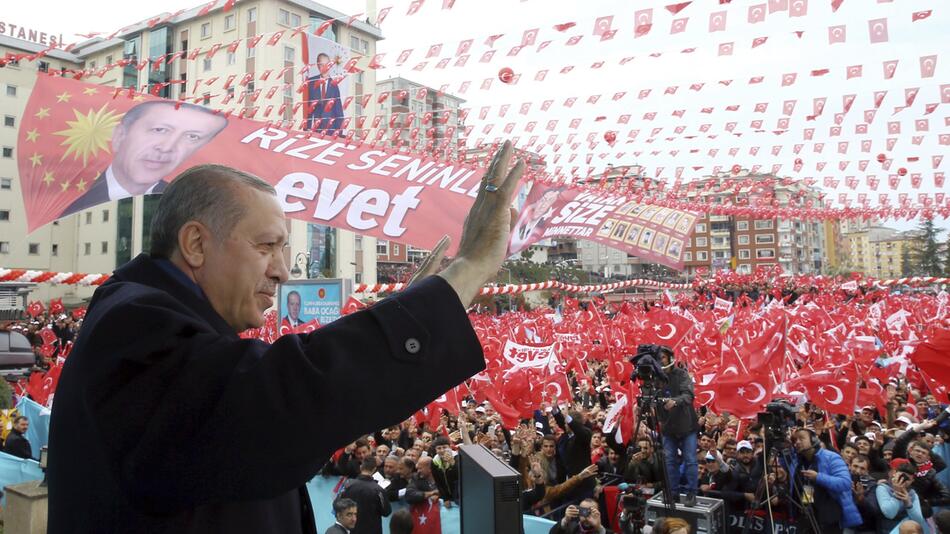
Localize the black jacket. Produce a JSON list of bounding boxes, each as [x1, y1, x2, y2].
[[47, 255, 484, 533], [404, 474, 439, 505], [655, 365, 699, 438], [3, 430, 32, 460], [338, 475, 391, 534], [60, 173, 168, 217], [432, 455, 460, 502]]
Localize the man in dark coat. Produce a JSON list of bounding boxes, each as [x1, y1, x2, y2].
[[3, 416, 32, 459], [47, 142, 527, 533], [325, 498, 358, 534], [650, 345, 700, 506], [337, 458, 391, 534]]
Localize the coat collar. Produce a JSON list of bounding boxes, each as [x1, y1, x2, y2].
[[109, 254, 238, 339]]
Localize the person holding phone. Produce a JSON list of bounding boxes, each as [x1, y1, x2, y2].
[[548, 498, 606, 534], [875, 459, 928, 534]]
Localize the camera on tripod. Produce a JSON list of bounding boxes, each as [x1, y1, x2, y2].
[[631, 344, 671, 383], [756, 400, 799, 452]]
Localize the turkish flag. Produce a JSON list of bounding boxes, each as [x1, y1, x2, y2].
[[411, 501, 442, 534], [713, 371, 771, 417], [27, 301, 44, 318], [49, 298, 65, 316], [482, 384, 522, 429], [910, 328, 950, 390], [794, 371, 858, 415], [342, 296, 365, 315]]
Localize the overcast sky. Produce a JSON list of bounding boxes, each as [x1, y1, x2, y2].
[[7, 0, 949, 233]]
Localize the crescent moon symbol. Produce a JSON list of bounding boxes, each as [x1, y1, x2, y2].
[[825, 385, 844, 405], [746, 382, 767, 403], [656, 324, 677, 340], [546, 382, 562, 399], [698, 390, 715, 406]]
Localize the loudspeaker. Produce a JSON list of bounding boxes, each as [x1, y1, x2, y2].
[[459, 444, 522, 534]]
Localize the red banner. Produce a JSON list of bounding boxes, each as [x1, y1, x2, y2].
[[18, 76, 486, 254], [508, 182, 697, 270]]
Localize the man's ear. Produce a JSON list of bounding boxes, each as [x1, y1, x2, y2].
[[177, 221, 210, 269], [111, 124, 127, 152]]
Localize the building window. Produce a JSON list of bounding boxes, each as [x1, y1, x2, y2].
[[754, 219, 774, 230], [738, 235, 750, 245], [200, 22, 211, 39], [0, 210, 9, 221], [106, 55, 113, 65], [292, 13, 302, 26], [755, 234, 775, 244], [84, 243, 91, 255], [284, 46, 295, 62], [85, 212, 92, 224], [5, 85, 16, 97], [247, 45, 256, 58], [393, 244, 400, 256], [279, 8, 291, 25], [2, 147, 12, 159], [377, 239, 389, 255], [89, 60, 97, 70], [4, 115, 15, 128], [739, 249, 751, 259], [355, 235, 363, 251], [51, 244, 58, 256], [355, 272, 362, 283], [756, 249, 776, 259], [227, 51, 236, 65], [224, 14, 236, 31], [28, 243, 39, 255], [684, 252, 692, 262], [101, 241, 109, 254], [350, 36, 360, 51], [695, 223, 707, 233], [0, 178, 11, 190], [202, 93, 212, 105], [0, 242, 8, 254], [695, 237, 708, 247], [38, 61, 50, 73], [697, 251, 708, 261], [102, 209, 110, 222], [713, 250, 728, 259], [247, 7, 257, 22], [203, 58, 212, 71], [712, 236, 728, 247], [737, 263, 751, 274], [736, 220, 749, 231]]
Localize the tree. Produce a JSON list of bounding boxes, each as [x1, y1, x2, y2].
[[944, 235, 950, 276], [901, 246, 914, 277], [909, 220, 945, 276]]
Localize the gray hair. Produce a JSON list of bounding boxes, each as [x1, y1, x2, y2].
[[149, 164, 275, 258], [120, 100, 228, 134]]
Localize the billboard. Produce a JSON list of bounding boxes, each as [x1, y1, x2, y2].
[[277, 278, 352, 334]]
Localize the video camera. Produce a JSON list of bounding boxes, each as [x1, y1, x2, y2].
[[631, 344, 672, 384], [756, 400, 799, 451]]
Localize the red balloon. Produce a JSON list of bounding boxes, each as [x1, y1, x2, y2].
[[876, 153, 887, 163], [898, 167, 907, 176], [498, 67, 515, 84], [604, 131, 616, 144]]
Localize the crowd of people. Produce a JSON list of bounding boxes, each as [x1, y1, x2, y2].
[[318, 345, 950, 534], [4, 287, 950, 534]]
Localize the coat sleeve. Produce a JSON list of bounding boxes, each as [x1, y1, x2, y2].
[[404, 479, 427, 505], [83, 276, 484, 511], [815, 452, 853, 493], [875, 484, 903, 519]]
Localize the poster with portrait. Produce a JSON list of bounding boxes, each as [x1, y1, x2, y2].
[[278, 279, 352, 333], [300, 35, 349, 135], [508, 182, 697, 270]]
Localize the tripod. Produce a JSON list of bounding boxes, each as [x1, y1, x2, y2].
[[739, 434, 819, 534], [635, 385, 676, 513]]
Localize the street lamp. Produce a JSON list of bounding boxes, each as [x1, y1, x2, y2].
[[290, 252, 312, 279]]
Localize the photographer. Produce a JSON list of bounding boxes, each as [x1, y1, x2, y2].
[[624, 438, 664, 489], [549, 498, 608, 534], [848, 454, 878, 534], [789, 428, 863, 533], [875, 460, 927, 534], [641, 345, 699, 506]]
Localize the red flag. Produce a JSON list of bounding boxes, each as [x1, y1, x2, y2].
[[665, 2, 692, 15], [794, 371, 859, 415], [49, 297, 65, 316], [713, 371, 771, 417], [482, 384, 522, 429], [410, 501, 442, 534], [868, 18, 889, 43], [341, 296, 365, 315], [27, 301, 44, 318], [910, 328, 950, 388]]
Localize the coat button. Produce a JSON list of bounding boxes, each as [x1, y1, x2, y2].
[[405, 338, 421, 354]]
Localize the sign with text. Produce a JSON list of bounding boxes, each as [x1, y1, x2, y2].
[[278, 278, 351, 332], [508, 183, 697, 270], [17, 76, 485, 254]]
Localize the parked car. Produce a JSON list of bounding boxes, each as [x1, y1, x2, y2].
[[0, 330, 36, 375]]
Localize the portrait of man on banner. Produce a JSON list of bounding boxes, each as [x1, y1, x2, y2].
[[508, 186, 565, 252], [61, 101, 228, 216], [301, 35, 348, 136]]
